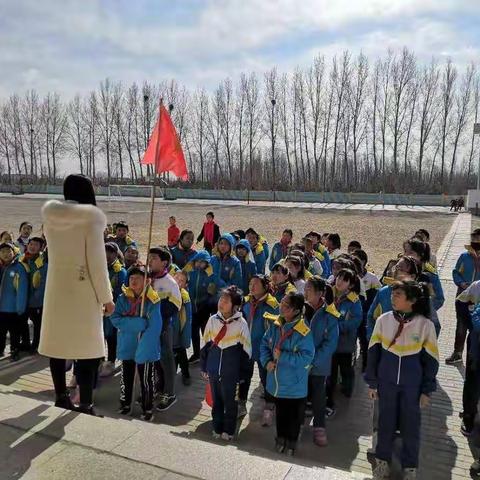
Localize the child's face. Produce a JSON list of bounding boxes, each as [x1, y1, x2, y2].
[[271, 269, 288, 285], [194, 260, 208, 270], [303, 239, 313, 253], [106, 249, 117, 264], [303, 281, 317, 304], [125, 248, 139, 263], [180, 233, 194, 250], [281, 232, 292, 244], [116, 227, 128, 239], [218, 294, 233, 317], [331, 261, 341, 278], [321, 235, 329, 246], [174, 272, 187, 290], [169, 217, 176, 226], [236, 246, 248, 259], [20, 224, 32, 237], [285, 260, 300, 277], [206, 214, 214, 222], [391, 289, 414, 312], [0, 247, 14, 264], [218, 239, 231, 255], [129, 274, 146, 295], [249, 278, 266, 297], [335, 275, 350, 293], [27, 241, 42, 256], [148, 254, 168, 272], [246, 233, 257, 247]]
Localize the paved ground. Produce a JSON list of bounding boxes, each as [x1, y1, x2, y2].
[[0, 192, 458, 214], [0, 212, 477, 479]]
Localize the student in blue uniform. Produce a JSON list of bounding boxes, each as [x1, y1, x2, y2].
[[201, 286, 251, 441], [245, 228, 269, 275], [326, 268, 363, 415], [211, 233, 242, 291], [260, 292, 314, 456], [271, 263, 297, 303], [303, 276, 339, 447], [366, 281, 438, 480], [269, 229, 293, 271], [306, 231, 331, 278], [110, 266, 162, 421], [0, 242, 29, 361], [170, 230, 196, 269], [240, 275, 279, 423], [235, 239, 257, 295]]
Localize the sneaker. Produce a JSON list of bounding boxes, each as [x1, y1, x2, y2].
[[118, 405, 131, 415], [275, 437, 285, 454], [461, 420, 474, 437], [188, 354, 199, 364], [445, 352, 462, 365], [403, 468, 417, 480], [237, 400, 247, 418], [182, 376, 192, 386], [212, 432, 221, 440], [54, 394, 75, 411], [325, 406, 336, 419], [141, 410, 154, 422], [313, 427, 328, 447], [68, 375, 77, 389], [261, 408, 274, 427], [221, 432, 234, 441], [156, 394, 177, 411], [99, 361, 115, 377], [373, 459, 390, 479]]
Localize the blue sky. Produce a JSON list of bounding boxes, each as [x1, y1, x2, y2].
[[1, 0, 479, 98]]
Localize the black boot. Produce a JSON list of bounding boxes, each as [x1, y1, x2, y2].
[[54, 393, 75, 411], [76, 404, 103, 417]]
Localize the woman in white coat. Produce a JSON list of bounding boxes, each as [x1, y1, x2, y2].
[[39, 174, 115, 414]]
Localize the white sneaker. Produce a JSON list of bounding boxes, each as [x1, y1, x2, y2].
[[212, 432, 221, 439], [403, 468, 416, 480], [99, 361, 115, 377], [221, 432, 234, 441], [373, 459, 390, 479]]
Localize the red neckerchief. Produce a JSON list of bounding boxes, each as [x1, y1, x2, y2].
[[275, 319, 296, 351], [248, 294, 267, 327], [124, 295, 143, 317], [388, 311, 415, 349]]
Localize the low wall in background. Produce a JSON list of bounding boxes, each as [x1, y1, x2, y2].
[[0, 183, 457, 207]]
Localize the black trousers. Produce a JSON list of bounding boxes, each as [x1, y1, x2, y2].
[[18, 313, 31, 349], [454, 299, 471, 354], [326, 352, 355, 408], [310, 375, 327, 428], [210, 375, 238, 436], [462, 334, 480, 429], [50, 357, 101, 405], [191, 304, 211, 357], [120, 360, 155, 412], [106, 329, 117, 363], [238, 360, 275, 405], [0, 312, 20, 355], [174, 347, 190, 378], [358, 316, 368, 369], [28, 307, 43, 351], [274, 397, 306, 449]]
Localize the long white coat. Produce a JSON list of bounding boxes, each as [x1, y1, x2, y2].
[[39, 200, 113, 359]]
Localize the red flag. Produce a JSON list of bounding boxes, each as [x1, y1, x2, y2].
[[141, 105, 188, 180]]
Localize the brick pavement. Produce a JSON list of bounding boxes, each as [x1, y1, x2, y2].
[[0, 212, 476, 479]]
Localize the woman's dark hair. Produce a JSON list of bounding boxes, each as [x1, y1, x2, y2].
[[336, 268, 361, 294], [179, 229, 194, 241], [285, 255, 305, 280], [396, 255, 421, 278], [327, 233, 341, 250], [404, 238, 430, 263], [250, 274, 271, 293], [306, 275, 334, 305], [392, 281, 431, 318], [352, 249, 368, 266], [115, 221, 129, 231], [220, 285, 243, 309], [63, 174, 96, 206], [283, 291, 305, 314], [348, 240, 362, 251]]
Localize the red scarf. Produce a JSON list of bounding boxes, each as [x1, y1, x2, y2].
[[275, 321, 295, 351], [248, 294, 267, 327], [388, 311, 415, 349], [204, 221, 215, 246], [124, 295, 143, 317]]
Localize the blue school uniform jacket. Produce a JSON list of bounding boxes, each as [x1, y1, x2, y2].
[[243, 293, 279, 361], [452, 247, 480, 289], [211, 234, 242, 290], [334, 289, 363, 353], [104, 259, 128, 337], [309, 303, 340, 377], [236, 239, 257, 294], [200, 311, 252, 381], [171, 246, 197, 270], [0, 258, 29, 314], [367, 285, 393, 340], [273, 281, 297, 303], [110, 285, 163, 364], [260, 314, 315, 399], [183, 250, 218, 313], [172, 288, 192, 349], [251, 239, 269, 275], [21, 253, 48, 309], [269, 241, 290, 271], [365, 311, 439, 395], [314, 244, 331, 279]]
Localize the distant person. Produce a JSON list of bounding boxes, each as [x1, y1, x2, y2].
[[16, 221, 33, 254], [171, 230, 196, 269], [269, 229, 293, 271], [113, 221, 137, 254], [197, 211, 220, 253], [168, 216, 180, 249], [39, 174, 115, 415]]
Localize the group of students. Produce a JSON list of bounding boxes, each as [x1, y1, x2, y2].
[[1, 209, 468, 480]]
